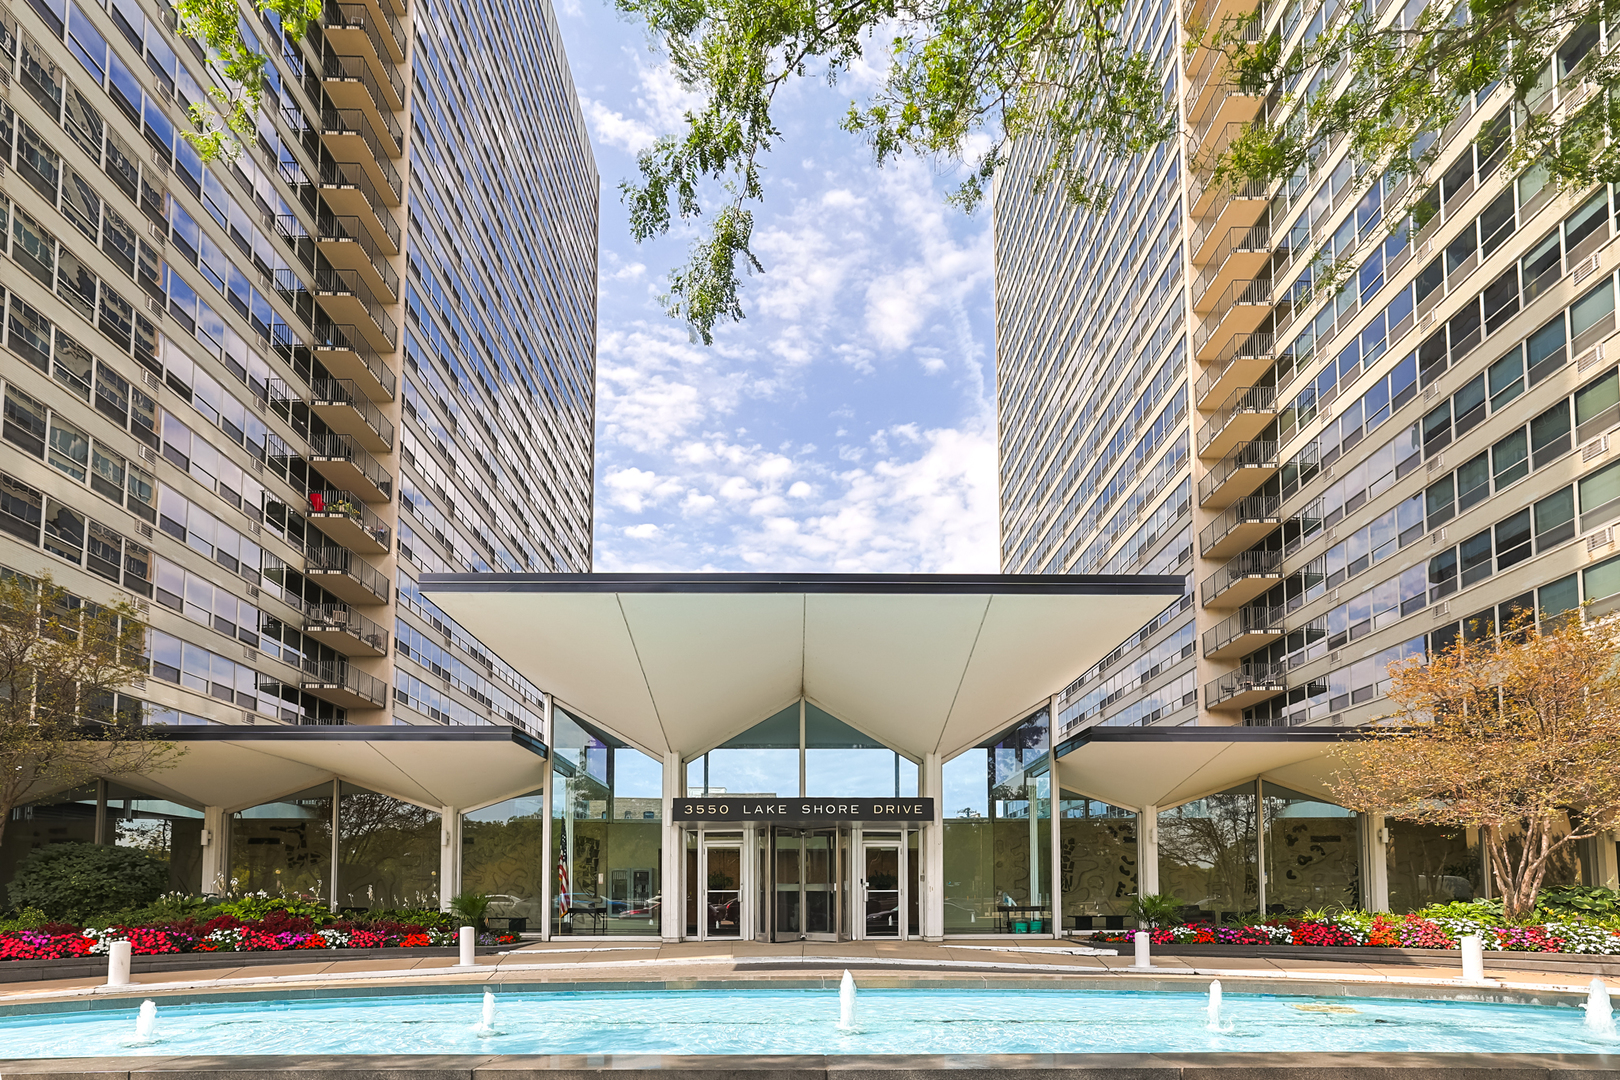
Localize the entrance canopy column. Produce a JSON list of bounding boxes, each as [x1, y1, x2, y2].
[[922, 751, 944, 940]]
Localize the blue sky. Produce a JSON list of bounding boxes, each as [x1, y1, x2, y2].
[[550, 1, 1002, 573]]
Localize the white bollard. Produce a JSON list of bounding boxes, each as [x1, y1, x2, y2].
[[1460, 933, 1485, 983], [459, 924, 476, 967], [1133, 930, 1152, 969], [107, 940, 132, 986]]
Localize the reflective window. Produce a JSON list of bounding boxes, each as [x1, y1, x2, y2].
[[107, 782, 203, 894], [942, 709, 1051, 934], [552, 708, 663, 936], [230, 784, 334, 900], [1059, 795, 1137, 929], [1261, 784, 1358, 913], [338, 783, 440, 911], [462, 790, 546, 928], [1159, 784, 1257, 921]]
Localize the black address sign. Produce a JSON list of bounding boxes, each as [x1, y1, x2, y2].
[[673, 797, 935, 823]]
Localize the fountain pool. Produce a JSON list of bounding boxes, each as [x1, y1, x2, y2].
[[0, 986, 1614, 1058]]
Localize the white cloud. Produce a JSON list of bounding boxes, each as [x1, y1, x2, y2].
[[581, 97, 657, 152], [624, 523, 661, 539]]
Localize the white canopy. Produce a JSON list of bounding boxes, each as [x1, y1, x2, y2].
[[116, 727, 547, 811], [420, 573, 1185, 761], [1055, 727, 1358, 810]]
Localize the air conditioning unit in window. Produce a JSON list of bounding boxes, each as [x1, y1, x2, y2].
[[1433, 602, 1451, 617], [146, 297, 164, 318], [1579, 342, 1607, 373], [243, 647, 259, 662], [136, 522, 154, 539], [1575, 253, 1603, 284], [138, 446, 156, 465], [1588, 528, 1614, 553], [149, 222, 164, 243], [1584, 435, 1611, 462]]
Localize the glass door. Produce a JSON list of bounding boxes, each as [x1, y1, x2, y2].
[[701, 842, 743, 938], [804, 829, 837, 939], [860, 842, 902, 938], [773, 830, 802, 937]]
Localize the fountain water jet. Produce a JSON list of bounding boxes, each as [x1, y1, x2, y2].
[[472, 989, 497, 1035], [838, 970, 857, 1030], [133, 1000, 157, 1042], [1206, 980, 1223, 1030], [1584, 978, 1616, 1039]]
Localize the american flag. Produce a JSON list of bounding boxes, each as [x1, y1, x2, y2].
[[556, 818, 570, 916]]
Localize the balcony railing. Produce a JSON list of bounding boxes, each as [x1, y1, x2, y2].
[[307, 489, 392, 549], [1197, 383, 1276, 454], [1200, 548, 1286, 604], [310, 266, 397, 346], [314, 323, 397, 399], [1206, 662, 1288, 708], [323, 0, 407, 62], [308, 432, 394, 499], [1198, 438, 1279, 504], [313, 158, 403, 231], [312, 377, 396, 448], [316, 214, 400, 300], [301, 657, 389, 707], [319, 108, 404, 190], [1199, 492, 1282, 556], [322, 46, 405, 111], [304, 602, 391, 654], [1202, 603, 1286, 658], [304, 544, 389, 603]]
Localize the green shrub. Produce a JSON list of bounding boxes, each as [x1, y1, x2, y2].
[[449, 891, 491, 925], [217, 894, 332, 923], [0, 906, 49, 932], [7, 843, 169, 922], [1539, 885, 1620, 919], [1130, 892, 1183, 927]]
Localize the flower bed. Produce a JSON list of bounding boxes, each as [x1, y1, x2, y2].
[[1085, 909, 1620, 955], [0, 916, 519, 962]]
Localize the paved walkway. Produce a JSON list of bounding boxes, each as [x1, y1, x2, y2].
[[0, 939, 1614, 1007]]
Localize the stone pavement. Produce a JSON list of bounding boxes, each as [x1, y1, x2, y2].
[[0, 939, 1614, 1009]]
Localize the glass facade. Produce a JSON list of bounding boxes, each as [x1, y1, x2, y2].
[[336, 783, 440, 911], [941, 710, 1052, 934], [551, 709, 663, 935], [1262, 785, 1357, 913], [685, 701, 919, 798], [462, 790, 547, 927], [106, 782, 205, 894], [1059, 796, 1137, 930], [230, 785, 335, 900], [1386, 822, 1481, 910], [0, 785, 98, 890], [1158, 785, 1258, 922]]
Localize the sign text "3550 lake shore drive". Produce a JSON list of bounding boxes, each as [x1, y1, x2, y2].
[[672, 798, 935, 824]]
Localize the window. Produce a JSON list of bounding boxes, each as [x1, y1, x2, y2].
[[1458, 529, 1493, 587], [1531, 401, 1572, 467], [1585, 552, 1620, 604], [1488, 346, 1525, 411], [1495, 510, 1532, 571], [3, 386, 48, 457], [1580, 459, 1620, 529], [1570, 279, 1616, 353], [1423, 400, 1452, 453], [1539, 574, 1579, 619], [1453, 375, 1487, 436], [1425, 474, 1455, 528], [1576, 369, 1620, 441], [1535, 487, 1576, 550], [1428, 548, 1458, 600], [91, 443, 125, 502], [47, 416, 89, 482], [1526, 316, 1567, 380], [1491, 429, 1529, 489], [1457, 452, 1490, 511]]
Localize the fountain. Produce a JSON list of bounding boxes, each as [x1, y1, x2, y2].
[[132, 1000, 157, 1043], [1583, 978, 1616, 1039], [838, 970, 857, 1030], [473, 989, 497, 1035], [1206, 980, 1223, 1030]]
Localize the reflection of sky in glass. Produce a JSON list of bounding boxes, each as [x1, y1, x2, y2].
[[463, 793, 545, 823], [615, 748, 663, 798], [943, 749, 987, 818], [704, 747, 800, 797], [805, 749, 917, 797]]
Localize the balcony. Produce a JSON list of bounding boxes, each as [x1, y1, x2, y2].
[[301, 657, 389, 709], [315, 159, 403, 245], [311, 378, 395, 451], [1194, 276, 1273, 362], [319, 108, 403, 199], [314, 214, 400, 304], [307, 489, 391, 554], [322, 48, 405, 128], [1199, 493, 1281, 559], [1198, 438, 1278, 508], [1200, 548, 1284, 607], [1206, 662, 1287, 711], [304, 602, 390, 657], [1193, 223, 1271, 302], [1196, 331, 1274, 406], [314, 324, 397, 403], [1197, 383, 1275, 459], [1202, 603, 1286, 660], [304, 545, 389, 605], [322, 1, 407, 66], [308, 432, 394, 501], [311, 267, 397, 349], [1183, 19, 1263, 122]]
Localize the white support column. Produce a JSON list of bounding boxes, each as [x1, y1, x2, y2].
[[1138, 805, 1159, 902], [921, 751, 944, 940], [539, 693, 555, 941], [661, 750, 683, 942], [1596, 831, 1620, 890], [1047, 695, 1062, 938], [1364, 813, 1391, 912], [439, 806, 459, 911], [199, 806, 227, 894]]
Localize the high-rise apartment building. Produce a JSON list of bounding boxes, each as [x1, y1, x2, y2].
[[0, 0, 596, 732], [997, 0, 1620, 738]]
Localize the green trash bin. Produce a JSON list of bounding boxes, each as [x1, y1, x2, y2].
[[1013, 920, 1029, 933], [1030, 920, 1043, 933]]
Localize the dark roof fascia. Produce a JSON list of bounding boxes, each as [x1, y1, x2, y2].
[[155, 725, 548, 758], [1054, 725, 1366, 760], [418, 572, 1188, 597]]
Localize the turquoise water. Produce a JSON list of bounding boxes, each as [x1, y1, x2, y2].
[[0, 988, 1610, 1057]]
